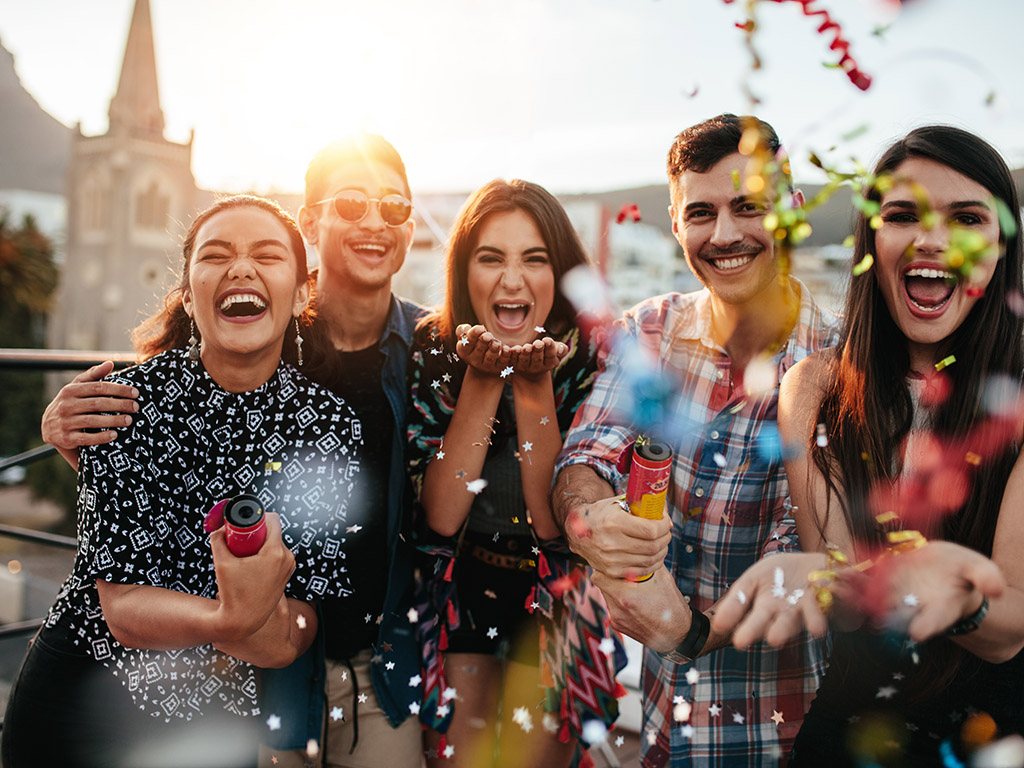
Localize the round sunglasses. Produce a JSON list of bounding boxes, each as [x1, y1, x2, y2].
[[311, 189, 413, 227]]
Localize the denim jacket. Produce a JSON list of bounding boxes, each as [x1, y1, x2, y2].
[[262, 295, 427, 747]]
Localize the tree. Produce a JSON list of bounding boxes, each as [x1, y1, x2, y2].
[[0, 211, 58, 457]]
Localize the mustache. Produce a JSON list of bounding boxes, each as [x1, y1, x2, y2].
[[699, 243, 763, 260]]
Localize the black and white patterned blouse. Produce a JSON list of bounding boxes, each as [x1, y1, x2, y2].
[[45, 350, 363, 722]]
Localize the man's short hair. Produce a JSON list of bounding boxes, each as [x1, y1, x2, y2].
[[666, 114, 781, 182], [304, 134, 410, 206]]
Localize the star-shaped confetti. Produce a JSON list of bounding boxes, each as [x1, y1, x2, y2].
[[466, 478, 488, 494], [431, 379, 441, 389], [436, 704, 450, 718], [347, 524, 363, 534], [340, 670, 348, 682], [500, 366, 514, 378], [385, 661, 395, 670], [599, 637, 616, 655], [436, 450, 445, 460], [443, 687, 458, 702], [365, 613, 373, 623], [409, 674, 422, 687], [615, 735, 625, 747], [771, 710, 785, 726], [903, 594, 919, 607], [522, 441, 533, 452], [486, 626, 498, 639], [267, 714, 282, 731], [709, 703, 722, 717], [539, 416, 550, 426], [680, 724, 695, 738], [358, 693, 368, 704], [442, 373, 452, 382], [732, 712, 745, 724], [407, 607, 419, 623], [685, 668, 700, 685], [876, 686, 897, 699], [296, 614, 307, 630], [330, 706, 344, 722], [443, 744, 455, 758], [512, 706, 534, 732], [409, 701, 420, 715], [534, 326, 546, 333]]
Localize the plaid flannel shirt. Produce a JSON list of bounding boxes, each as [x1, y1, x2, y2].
[[556, 279, 838, 767]]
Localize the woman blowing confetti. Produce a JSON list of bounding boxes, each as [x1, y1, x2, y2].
[[714, 126, 1024, 767], [407, 180, 624, 767]]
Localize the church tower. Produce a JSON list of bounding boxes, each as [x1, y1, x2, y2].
[[51, 0, 197, 352]]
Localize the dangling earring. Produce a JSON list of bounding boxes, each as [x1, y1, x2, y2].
[[294, 318, 304, 367], [188, 319, 200, 365]]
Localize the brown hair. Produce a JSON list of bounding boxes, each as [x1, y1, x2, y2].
[[424, 179, 592, 342], [304, 134, 410, 206], [132, 194, 311, 362]]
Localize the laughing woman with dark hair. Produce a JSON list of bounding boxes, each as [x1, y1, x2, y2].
[[713, 126, 1024, 766], [2, 196, 364, 768]]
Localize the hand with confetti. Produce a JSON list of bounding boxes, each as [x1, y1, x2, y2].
[[454, 323, 516, 377], [711, 552, 832, 650], [838, 541, 1005, 645], [508, 336, 569, 379]]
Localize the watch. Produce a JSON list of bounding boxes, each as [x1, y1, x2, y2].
[[945, 596, 989, 637], [658, 609, 711, 664]]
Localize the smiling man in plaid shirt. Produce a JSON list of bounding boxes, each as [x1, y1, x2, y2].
[[553, 114, 838, 766]]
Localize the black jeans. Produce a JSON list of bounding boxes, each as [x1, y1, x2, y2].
[[2, 630, 259, 768]]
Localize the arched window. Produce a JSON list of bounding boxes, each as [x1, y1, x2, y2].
[[135, 180, 169, 231]]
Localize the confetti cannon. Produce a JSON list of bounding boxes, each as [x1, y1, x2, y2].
[[204, 494, 267, 557], [624, 436, 674, 581]]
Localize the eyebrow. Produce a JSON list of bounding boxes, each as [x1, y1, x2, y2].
[[473, 245, 550, 256], [331, 186, 404, 197], [683, 195, 756, 213], [881, 199, 991, 212], [197, 238, 289, 252]]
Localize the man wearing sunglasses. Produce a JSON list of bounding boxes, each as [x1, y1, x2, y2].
[[39, 135, 427, 768]]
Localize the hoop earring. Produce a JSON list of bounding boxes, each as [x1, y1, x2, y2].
[[294, 318, 304, 367], [188, 319, 200, 365]]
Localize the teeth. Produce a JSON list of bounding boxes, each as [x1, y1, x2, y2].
[[905, 268, 956, 280], [714, 255, 755, 271], [219, 293, 266, 311], [352, 243, 386, 253], [496, 303, 528, 309]]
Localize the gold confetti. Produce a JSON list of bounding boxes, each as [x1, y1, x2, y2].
[[935, 355, 956, 372], [264, 461, 282, 472], [965, 451, 982, 466]]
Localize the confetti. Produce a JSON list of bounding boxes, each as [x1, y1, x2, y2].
[[500, 366, 514, 378], [539, 416, 550, 425], [816, 423, 828, 447], [582, 720, 609, 745], [306, 740, 319, 758], [358, 692, 368, 704], [709, 703, 722, 717], [713, 452, 727, 468], [436, 704, 450, 718], [935, 355, 956, 372], [534, 325, 546, 333], [512, 706, 534, 733], [903, 594, 919, 607], [771, 567, 786, 598], [466, 478, 488, 494], [436, 450, 445, 460], [346, 524, 362, 533], [732, 712, 745, 725], [330, 707, 344, 722], [443, 744, 456, 758], [267, 714, 282, 731], [681, 724, 696, 738], [385, 661, 395, 670], [737, 590, 748, 605], [615, 203, 642, 224], [409, 674, 422, 687], [673, 700, 693, 722], [296, 614, 307, 630], [522, 441, 533, 452], [876, 685, 898, 699], [443, 687, 458, 702], [486, 626, 498, 639], [409, 701, 420, 715], [431, 379, 441, 389], [771, 710, 785, 726], [852, 253, 874, 276], [685, 668, 701, 685], [615, 735, 625, 747], [599, 637, 616, 655]]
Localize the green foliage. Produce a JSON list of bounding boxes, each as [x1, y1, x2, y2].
[[0, 212, 58, 457]]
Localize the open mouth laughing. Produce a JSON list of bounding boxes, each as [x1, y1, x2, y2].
[[493, 302, 530, 332], [217, 290, 268, 321], [901, 265, 958, 316]]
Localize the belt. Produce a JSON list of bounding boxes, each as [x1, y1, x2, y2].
[[468, 544, 537, 571]]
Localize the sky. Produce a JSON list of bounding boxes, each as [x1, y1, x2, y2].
[[0, 0, 1021, 195]]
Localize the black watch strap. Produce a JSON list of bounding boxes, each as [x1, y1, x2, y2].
[[946, 597, 989, 637], [659, 609, 711, 664]]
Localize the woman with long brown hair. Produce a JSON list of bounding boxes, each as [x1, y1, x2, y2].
[[713, 126, 1024, 766], [407, 179, 623, 767]]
